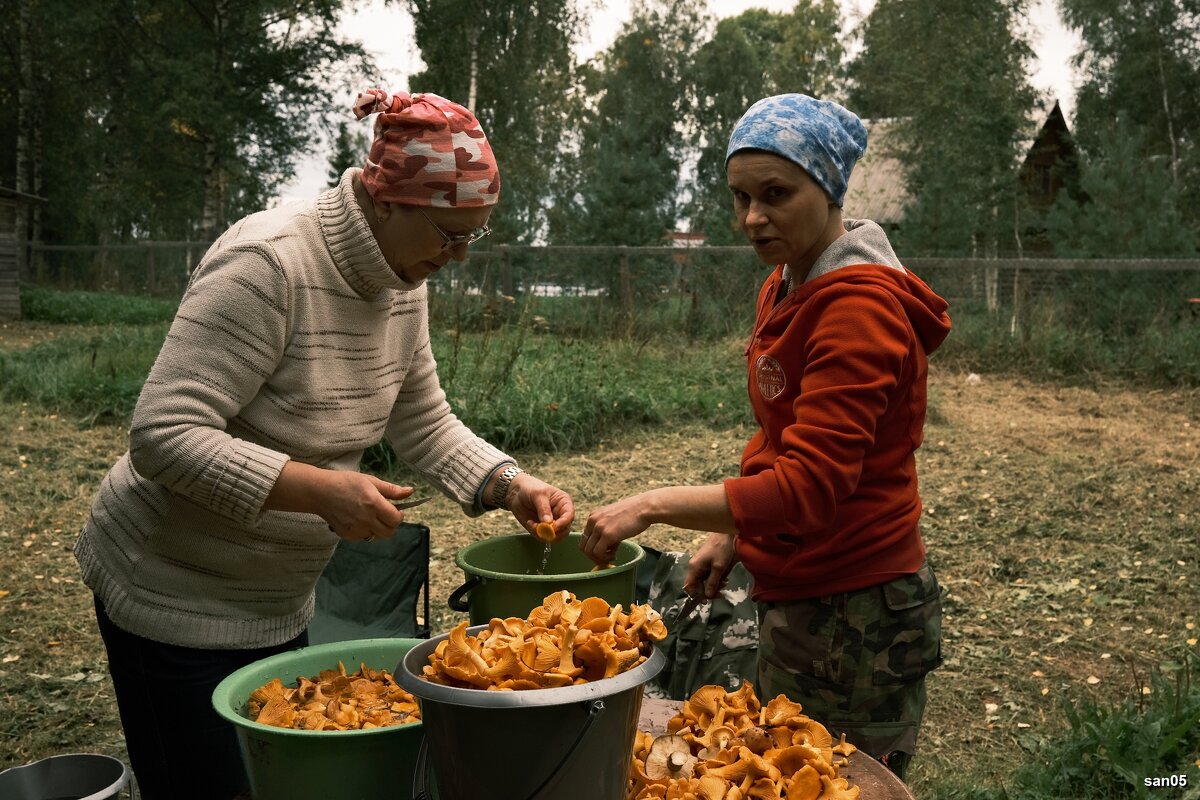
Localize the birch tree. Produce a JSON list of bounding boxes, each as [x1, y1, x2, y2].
[[1058, 0, 1200, 229], [407, 0, 584, 243]]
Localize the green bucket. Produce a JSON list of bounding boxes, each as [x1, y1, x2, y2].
[[447, 532, 644, 624], [212, 638, 425, 800]]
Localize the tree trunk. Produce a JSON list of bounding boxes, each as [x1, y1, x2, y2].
[[1010, 194, 1023, 337], [1154, 45, 1178, 186], [200, 1, 229, 240], [984, 206, 999, 313], [15, 0, 33, 274], [200, 139, 226, 241], [467, 26, 479, 113]]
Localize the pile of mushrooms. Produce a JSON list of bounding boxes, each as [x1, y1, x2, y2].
[[422, 590, 668, 690], [248, 661, 420, 731], [628, 681, 860, 799]]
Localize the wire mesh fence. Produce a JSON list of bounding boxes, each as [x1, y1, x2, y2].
[[24, 241, 210, 297], [19, 241, 1200, 340]]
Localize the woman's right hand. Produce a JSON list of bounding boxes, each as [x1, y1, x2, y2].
[[266, 461, 413, 542], [685, 533, 739, 599]]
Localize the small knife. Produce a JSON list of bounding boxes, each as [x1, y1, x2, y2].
[[671, 593, 707, 625], [393, 495, 433, 511]]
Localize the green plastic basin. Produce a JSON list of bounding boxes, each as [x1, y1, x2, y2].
[[212, 637, 424, 800], [448, 532, 644, 624]]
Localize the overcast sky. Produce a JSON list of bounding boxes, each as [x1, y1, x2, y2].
[[276, 0, 1081, 202]]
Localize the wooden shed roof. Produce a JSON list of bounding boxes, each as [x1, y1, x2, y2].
[[843, 120, 908, 225], [842, 102, 1068, 226]]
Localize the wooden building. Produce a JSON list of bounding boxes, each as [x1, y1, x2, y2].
[[0, 188, 37, 321], [842, 102, 1080, 247]]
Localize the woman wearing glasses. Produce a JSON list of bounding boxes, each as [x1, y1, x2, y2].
[[73, 89, 573, 800]]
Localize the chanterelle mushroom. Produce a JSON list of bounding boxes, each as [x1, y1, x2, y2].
[[741, 725, 773, 755], [696, 724, 737, 759], [645, 734, 698, 780], [695, 775, 728, 800]]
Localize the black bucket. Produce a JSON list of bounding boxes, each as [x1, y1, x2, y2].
[[396, 624, 665, 800]]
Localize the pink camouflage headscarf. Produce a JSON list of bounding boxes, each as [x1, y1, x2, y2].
[[352, 88, 500, 208]]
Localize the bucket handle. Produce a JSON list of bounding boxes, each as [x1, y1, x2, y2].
[[446, 575, 482, 612], [410, 699, 606, 800]]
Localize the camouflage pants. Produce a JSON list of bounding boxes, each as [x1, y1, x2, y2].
[[756, 562, 943, 778]]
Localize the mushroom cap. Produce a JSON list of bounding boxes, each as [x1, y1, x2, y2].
[[746, 775, 783, 799], [741, 726, 773, 755], [685, 685, 727, 721], [694, 775, 728, 800], [696, 724, 738, 759], [783, 764, 822, 800], [760, 695, 804, 726], [817, 774, 861, 799], [831, 731, 858, 757], [645, 734, 698, 780], [772, 744, 823, 777], [791, 718, 834, 751]]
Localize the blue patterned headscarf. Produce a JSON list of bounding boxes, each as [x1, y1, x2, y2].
[[725, 94, 868, 207]]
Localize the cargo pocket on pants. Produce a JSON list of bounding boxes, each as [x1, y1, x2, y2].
[[871, 562, 943, 686]]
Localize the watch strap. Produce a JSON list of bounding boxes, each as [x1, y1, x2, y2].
[[490, 465, 522, 510]]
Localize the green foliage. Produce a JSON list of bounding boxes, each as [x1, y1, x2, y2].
[[433, 331, 749, 452], [923, 651, 1200, 800], [547, 0, 708, 248], [848, 0, 1038, 257], [406, 0, 583, 244], [1018, 651, 1200, 799], [325, 121, 372, 189], [1042, 120, 1199, 257], [0, 289, 751, 446], [20, 286, 179, 325], [5, 278, 1199, 443], [687, 2, 845, 243], [0, 325, 168, 424], [935, 289, 1200, 387], [1059, 0, 1200, 229], [2, 1, 370, 243]]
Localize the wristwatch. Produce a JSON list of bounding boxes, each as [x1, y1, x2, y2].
[[490, 465, 523, 510]]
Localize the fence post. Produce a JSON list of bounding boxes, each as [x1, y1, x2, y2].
[[483, 246, 498, 298], [146, 245, 157, 295], [618, 245, 633, 333], [500, 245, 514, 298]]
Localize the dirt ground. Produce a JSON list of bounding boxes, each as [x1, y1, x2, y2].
[[1, 321, 1197, 794]]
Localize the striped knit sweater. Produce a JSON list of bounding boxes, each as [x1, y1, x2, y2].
[[74, 169, 512, 649]]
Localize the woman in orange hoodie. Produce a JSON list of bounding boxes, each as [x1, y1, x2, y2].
[[581, 93, 951, 778]]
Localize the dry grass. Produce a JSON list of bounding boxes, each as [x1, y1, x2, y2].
[[1, 328, 1197, 793]]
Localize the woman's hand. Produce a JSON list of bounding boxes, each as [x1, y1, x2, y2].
[[266, 461, 415, 542], [685, 533, 738, 599], [581, 485, 737, 566], [580, 493, 651, 565], [506, 473, 575, 542]]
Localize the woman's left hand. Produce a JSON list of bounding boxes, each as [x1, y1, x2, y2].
[[580, 494, 650, 565], [507, 473, 575, 542]]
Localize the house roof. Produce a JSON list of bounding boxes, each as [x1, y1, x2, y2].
[[842, 102, 1071, 226], [843, 119, 908, 225]]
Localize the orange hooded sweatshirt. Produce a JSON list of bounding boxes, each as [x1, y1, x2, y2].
[[724, 220, 951, 601]]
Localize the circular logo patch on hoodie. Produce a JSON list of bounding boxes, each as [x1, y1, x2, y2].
[[755, 355, 786, 400]]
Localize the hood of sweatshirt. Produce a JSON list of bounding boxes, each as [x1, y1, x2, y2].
[[777, 218, 950, 355]]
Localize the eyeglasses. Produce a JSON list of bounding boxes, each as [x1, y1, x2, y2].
[[417, 207, 492, 250]]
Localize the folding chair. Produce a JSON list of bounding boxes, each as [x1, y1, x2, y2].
[[308, 522, 432, 644]]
